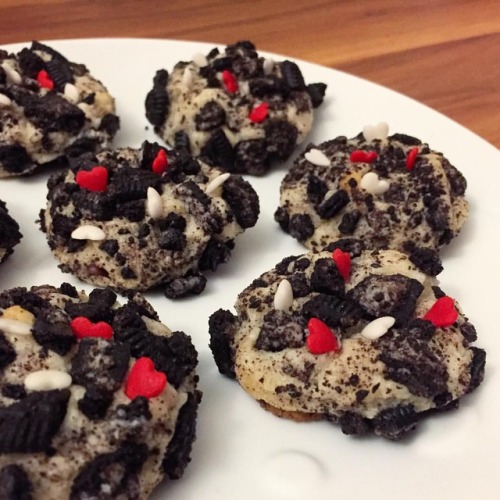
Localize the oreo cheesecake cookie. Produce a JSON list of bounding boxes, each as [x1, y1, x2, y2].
[[209, 241, 485, 439], [0, 283, 201, 498], [0, 200, 22, 264], [0, 41, 119, 177], [145, 40, 326, 175], [39, 141, 260, 298], [275, 125, 468, 253]]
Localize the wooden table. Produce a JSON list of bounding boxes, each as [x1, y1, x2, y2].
[[0, 0, 499, 147]]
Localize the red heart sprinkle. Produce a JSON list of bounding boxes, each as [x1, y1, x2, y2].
[[423, 296, 458, 327], [152, 149, 168, 174], [222, 70, 238, 93], [332, 248, 351, 282], [70, 316, 113, 340], [306, 318, 341, 355], [350, 150, 378, 163], [249, 102, 269, 123], [37, 69, 54, 90], [406, 146, 419, 170], [125, 357, 167, 400], [75, 166, 108, 192]]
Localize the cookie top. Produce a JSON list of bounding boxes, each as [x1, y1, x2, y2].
[[0, 41, 119, 177], [275, 130, 469, 252], [40, 141, 260, 298], [0, 283, 200, 498], [145, 40, 326, 175], [209, 243, 485, 439], [0, 200, 22, 265]]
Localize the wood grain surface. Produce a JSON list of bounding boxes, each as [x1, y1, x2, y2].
[[0, 0, 498, 147]]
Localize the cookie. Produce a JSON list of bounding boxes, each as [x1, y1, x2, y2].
[[209, 243, 485, 439], [275, 127, 469, 253], [0, 283, 201, 498], [0, 200, 22, 265], [0, 41, 119, 177], [39, 141, 260, 298], [145, 40, 326, 175]]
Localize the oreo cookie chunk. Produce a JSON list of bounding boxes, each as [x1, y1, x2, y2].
[[275, 126, 469, 254], [39, 141, 259, 298], [0, 284, 201, 497], [0, 200, 22, 264], [209, 246, 485, 439], [145, 40, 326, 175], [0, 41, 119, 177]]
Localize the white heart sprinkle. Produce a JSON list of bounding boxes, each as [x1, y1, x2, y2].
[[0, 317, 32, 336], [1, 61, 21, 85], [147, 187, 163, 219], [360, 172, 390, 195], [182, 67, 194, 87], [362, 122, 389, 142], [64, 83, 80, 104], [274, 279, 294, 311], [71, 225, 106, 241], [0, 93, 12, 107], [263, 58, 275, 75], [25, 370, 72, 391], [361, 316, 395, 340], [192, 52, 208, 67], [205, 173, 230, 195], [304, 148, 330, 167]]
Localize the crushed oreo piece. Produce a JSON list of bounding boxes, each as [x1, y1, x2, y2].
[[162, 390, 202, 479], [377, 335, 448, 398], [349, 274, 424, 324], [113, 305, 197, 387], [199, 238, 233, 272], [233, 139, 270, 175], [71, 338, 130, 393], [316, 190, 349, 219], [0, 333, 16, 370], [288, 213, 314, 241], [163, 272, 207, 299], [70, 443, 148, 500], [145, 70, 169, 128], [222, 175, 260, 228], [0, 464, 33, 500], [0, 390, 70, 453], [201, 129, 235, 172], [467, 347, 486, 393], [255, 311, 306, 351], [306, 82, 327, 108], [32, 306, 75, 355], [280, 60, 306, 91], [372, 405, 420, 440], [310, 258, 345, 295], [195, 101, 226, 131], [208, 309, 237, 378], [302, 293, 362, 329], [264, 120, 298, 160]]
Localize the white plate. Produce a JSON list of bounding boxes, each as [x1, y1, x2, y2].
[[1, 39, 499, 500]]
